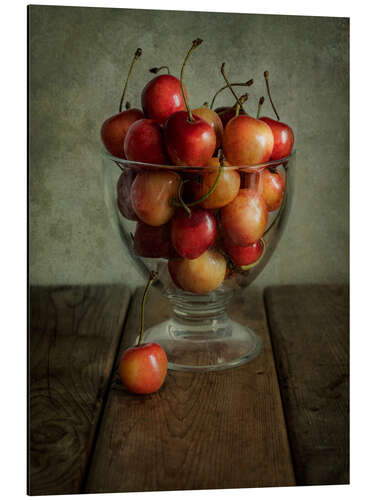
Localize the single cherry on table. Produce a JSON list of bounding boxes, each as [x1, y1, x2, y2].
[[119, 272, 168, 395]]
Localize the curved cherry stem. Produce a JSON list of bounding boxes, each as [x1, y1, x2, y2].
[[220, 63, 246, 113], [235, 93, 249, 117], [217, 93, 248, 117], [180, 38, 203, 122], [210, 79, 253, 109], [177, 179, 191, 216], [119, 48, 142, 113], [149, 65, 170, 75], [137, 271, 158, 347], [264, 70, 280, 121], [171, 151, 225, 211], [257, 96, 265, 119]]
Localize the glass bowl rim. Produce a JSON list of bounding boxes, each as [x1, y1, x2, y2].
[[102, 147, 295, 172]]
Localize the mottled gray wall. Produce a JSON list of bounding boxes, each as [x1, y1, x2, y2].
[[28, 6, 349, 290]]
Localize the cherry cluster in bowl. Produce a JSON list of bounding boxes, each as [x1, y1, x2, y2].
[[101, 39, 294, 295]]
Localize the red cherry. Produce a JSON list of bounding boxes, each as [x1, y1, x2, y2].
[[164, 111, 216, 166], [133, 221, 172, 259], [117, 169, 139, 221], [119, 342, 167, 394], [259, 117, 294, 160], [171, 208, 216, 259], [101, 108, 144, 158], [222, 236, 263, 267], [141, 74, 187, 125], [124, 118, 169, 165]]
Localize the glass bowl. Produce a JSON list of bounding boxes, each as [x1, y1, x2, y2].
[[102, 149, 295, 371]]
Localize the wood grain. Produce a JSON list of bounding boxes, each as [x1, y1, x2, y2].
[[264, 284, 349, 485], [85, 288, 295, 493], [28, 285, 131, 496]]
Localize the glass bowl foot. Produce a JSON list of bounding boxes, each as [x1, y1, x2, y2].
[[137, 318, 262, 372]]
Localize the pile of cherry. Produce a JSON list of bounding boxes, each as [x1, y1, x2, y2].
[[101, 39, 294, 295]]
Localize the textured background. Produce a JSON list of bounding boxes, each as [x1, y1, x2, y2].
[[28, 6, 349, 290]]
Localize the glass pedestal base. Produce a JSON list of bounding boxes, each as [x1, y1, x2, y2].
[[138, 303, 262, 372]]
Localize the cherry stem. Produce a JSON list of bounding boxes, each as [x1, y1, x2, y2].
[[210, 79, 253, 109], [125, 101, 131, 110], [137, 271, 158, 347], [180, 38, 203, 122], [264, 70, 280, 121], [257, 96, 265, 119], [178, 179, 192, 216], [170, 151, 225, 210], [216, 93, 248, 117], [220, 63, 246, 113], [119, 48, 142, 113], [149, 65, 170, 75], [235, 94, 249, 117]]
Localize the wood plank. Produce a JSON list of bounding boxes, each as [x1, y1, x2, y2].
[[264, 284, 349, 486], [85, 288, 295, 493], [28, 285, 131, 496]]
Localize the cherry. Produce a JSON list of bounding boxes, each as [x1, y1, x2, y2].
[[220, 189, 268, 246], [119, 272, 167, 394], [258, 168, 286, 212], [222, 236, 264, 267], [141, 74, 187, 125], [191, 106, 224, 150], [117, 169, 139, 221], [124, 118, 169, 164], [259, 117, 294, 160], [134, 221, 172, 259], [101, 48, 144, 158], [259, 71, 294, 160], [164, 39, 216, 166], [171, 208, 216, 259], [223, 115, 274, 166], [168, 249, 227, 294], [199, 157, 240, 209], [101, 108, 144, 158], [131, 170, 180, 226]]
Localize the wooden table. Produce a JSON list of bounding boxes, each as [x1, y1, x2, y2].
[[28, 284, 349, 495]]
